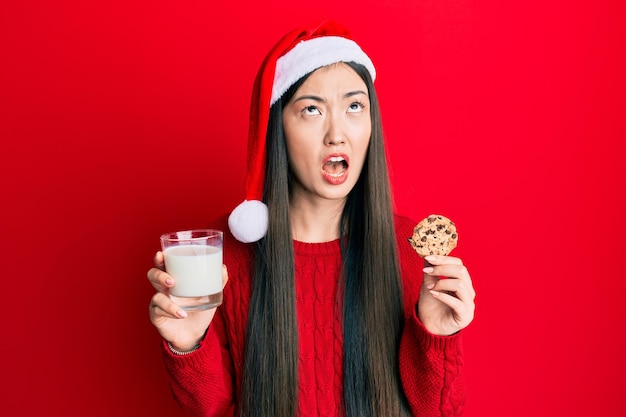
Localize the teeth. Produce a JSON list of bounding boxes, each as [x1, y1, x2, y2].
[[329, 156, 345, 162]]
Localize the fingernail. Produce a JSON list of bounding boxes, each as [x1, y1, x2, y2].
[[165, 278, 174, 286], [177, 310, 188, 318], [423, 267, 434, 274], [429, 290, 440, 297], [426, 283, 435, 289], [425, 255, 436, 262]]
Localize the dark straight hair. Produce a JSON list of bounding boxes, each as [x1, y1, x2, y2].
[[240, 62, 411, 417]]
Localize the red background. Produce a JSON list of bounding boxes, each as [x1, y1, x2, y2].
[[2, 1, 625, 416]]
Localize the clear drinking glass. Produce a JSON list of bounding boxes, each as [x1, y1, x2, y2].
[[160, 229, 223, 311]]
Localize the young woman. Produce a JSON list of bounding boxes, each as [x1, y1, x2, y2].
[[147, 19, 476, 417]]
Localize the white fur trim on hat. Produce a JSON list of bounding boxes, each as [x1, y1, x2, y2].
[[228, 200, 269, 243], [271, 36, 376, 106]]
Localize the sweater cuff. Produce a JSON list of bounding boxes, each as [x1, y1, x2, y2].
[[410, 309, 463, 353], [161, 325, 217, 369]]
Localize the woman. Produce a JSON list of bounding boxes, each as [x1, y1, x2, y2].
[[148, 19, 476, 417]]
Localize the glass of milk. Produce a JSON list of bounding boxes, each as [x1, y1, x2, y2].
[[160, 229, 223, 311]]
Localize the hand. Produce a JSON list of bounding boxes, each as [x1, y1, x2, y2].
[[147, 251, 229, 351], [417, 255, 475, 336]]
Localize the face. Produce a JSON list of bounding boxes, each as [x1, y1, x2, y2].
[[282, 63, 371, 206]]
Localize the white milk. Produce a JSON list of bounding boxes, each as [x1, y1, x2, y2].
[[164, 244, 222, 297]]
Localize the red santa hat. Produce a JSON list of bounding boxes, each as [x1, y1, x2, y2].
[[228, 19, 376, 243]]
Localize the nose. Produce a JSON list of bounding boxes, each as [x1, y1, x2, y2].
[[324, 114, 346, 146]]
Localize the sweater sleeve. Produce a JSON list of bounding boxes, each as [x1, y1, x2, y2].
[[160, 308, 236, 417], [399, 311, 465, 416], [394, 214, 466, 416], [159, 215, 250, 417]]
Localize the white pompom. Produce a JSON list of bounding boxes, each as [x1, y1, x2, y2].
[[228, 200, 269, 243]]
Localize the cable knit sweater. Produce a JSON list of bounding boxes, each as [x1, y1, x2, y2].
[[161, 214, 465, 417]]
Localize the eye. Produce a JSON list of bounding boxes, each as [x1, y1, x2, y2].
[[347, 101, 365, 113], [302, 105, 321, 115]]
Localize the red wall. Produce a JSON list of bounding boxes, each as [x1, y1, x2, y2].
[[2, 1, 625, 416]]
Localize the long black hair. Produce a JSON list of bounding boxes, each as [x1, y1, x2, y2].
[[240, 62, 411, 417]]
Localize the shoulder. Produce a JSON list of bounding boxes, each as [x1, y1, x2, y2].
[[393, 213, 420, 263], [207, 214, 254, 329], [393, 214, 423, 303], [393, 213, 417, 241]]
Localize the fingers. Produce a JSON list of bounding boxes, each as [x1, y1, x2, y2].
[[422, 255, 476, 330], [423, 261, 475, 300], [149, 253, 229, 292], [148, 251, 172, 292], [222, 265, 229, 289], [424, 254, 463, 267], [149, 292, 188, 320], [428, 276, 475, 302], [428, 288, 475, 330], [427, 289, 464, 315], [148, 263, 230, 322], [147, 265, 175, 293], [423, 255, 472, 286], [153, 251, 165, 269]]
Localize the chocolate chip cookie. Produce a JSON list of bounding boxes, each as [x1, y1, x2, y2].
[[408, 214, 458, 257]]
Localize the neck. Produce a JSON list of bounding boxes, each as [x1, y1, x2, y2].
[[289, 195, 345, 243]]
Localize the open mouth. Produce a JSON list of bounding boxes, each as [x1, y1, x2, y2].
[[322, 156, 348, 177], [321, 154, 350, 185]]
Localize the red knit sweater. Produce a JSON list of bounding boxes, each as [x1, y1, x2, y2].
[[161, 215, 465, 417]]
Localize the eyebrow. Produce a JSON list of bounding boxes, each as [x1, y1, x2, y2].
[[293, 90, 369, 103]]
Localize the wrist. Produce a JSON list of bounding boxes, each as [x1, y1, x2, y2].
[[166, 340, 201, 355]]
